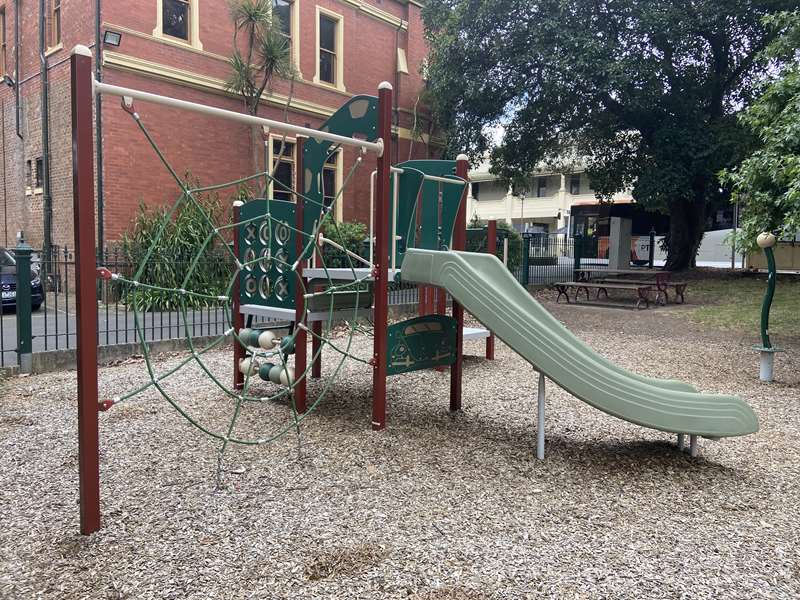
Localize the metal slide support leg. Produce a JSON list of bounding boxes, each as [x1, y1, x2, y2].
[[537, 372, 545, 460], [689, 435, 698, 458], [677, 433, 685, 451]]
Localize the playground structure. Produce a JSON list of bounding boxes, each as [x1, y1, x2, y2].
[[70, 45, 758, 537]]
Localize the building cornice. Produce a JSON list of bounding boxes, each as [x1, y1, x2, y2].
[[340, 0, 408, 29], [102, 51, 428, 142]]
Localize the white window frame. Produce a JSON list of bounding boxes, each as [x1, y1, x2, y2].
[[267, 135, 297, 201], [153, 0, 203, 51], [314, 5, 345, 92], [320, 148, 344, 222]]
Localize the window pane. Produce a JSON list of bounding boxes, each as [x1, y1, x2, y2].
[[273, 161, 294, 201], [163, 0, 189, 41], [320, 16, 336, 52], [320, 50, 335, 84], [570, 175, 580, 195], [272, 140, 294, 157], [322, 167, 336, 208], [273, 0, 291, 38]]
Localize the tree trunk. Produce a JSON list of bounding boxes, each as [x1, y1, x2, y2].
[[664, 196, 706, 271]]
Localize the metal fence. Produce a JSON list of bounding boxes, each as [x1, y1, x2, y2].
[[1, 245, 422, 368]]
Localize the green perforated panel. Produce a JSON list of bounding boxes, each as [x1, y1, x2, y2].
[[386, 314, 458, 375]]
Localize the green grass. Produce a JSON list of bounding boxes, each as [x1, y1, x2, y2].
[[686, 273, 800, 338]]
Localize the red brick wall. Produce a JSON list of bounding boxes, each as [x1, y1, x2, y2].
[[0, 0, 439, 250]]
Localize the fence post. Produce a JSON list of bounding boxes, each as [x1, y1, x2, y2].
[[15, 234, 33, 373], [522, 234, 530, 286], [573, 234, 583, 280], [648, 227, 656, 268]]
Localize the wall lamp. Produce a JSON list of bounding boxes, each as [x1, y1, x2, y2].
[[103, 30, 122, 47]]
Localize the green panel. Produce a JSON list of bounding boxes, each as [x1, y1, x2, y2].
[[395, 160, 466, 253], [401, 248, 759, 438], [387, 314, 458, 375], [238, 199, 298, 310], [301, 95, 379, 257], [390, 167, 425, 268], [306, 279, 374, 311]]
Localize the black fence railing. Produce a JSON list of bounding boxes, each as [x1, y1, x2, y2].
[[0, 245, 422, 368]]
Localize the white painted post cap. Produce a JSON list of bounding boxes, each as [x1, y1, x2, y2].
[[456, 153, 469, 162], [72, 45, 92, 57], [378, 81, 393, 90]]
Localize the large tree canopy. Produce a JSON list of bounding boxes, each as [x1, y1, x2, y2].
[[722, 12, 800, 253], [423, 0, 799, 269]]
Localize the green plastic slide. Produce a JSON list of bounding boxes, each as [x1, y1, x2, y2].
[[401, 249, 758, 438]]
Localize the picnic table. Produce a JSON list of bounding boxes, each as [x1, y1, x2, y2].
[[555, 281, 654, 309], [574, 267, 687, 304]]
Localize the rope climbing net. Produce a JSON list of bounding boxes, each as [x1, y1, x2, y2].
[[99, 99, 376, 477]]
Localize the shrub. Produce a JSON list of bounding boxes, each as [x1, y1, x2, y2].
[[466, 218, 523, 273]]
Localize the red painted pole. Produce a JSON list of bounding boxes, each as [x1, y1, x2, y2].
[[371, 82, 392, 431], [232, 202, 245, 390], [449, 156, 469, 412], [293, 136, 307, 413], [71, 46, 101, 535], [485, 219, 496, 360]]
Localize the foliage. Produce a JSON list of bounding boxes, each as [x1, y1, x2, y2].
[[320, 220, 368, 267], [466, 217, 522, 273], [225, 0, 297, 184], [226, 0, 296, 115], [721, 12, 800, 254], [119, 184, 232, 311], [422, 0, 798, 270]]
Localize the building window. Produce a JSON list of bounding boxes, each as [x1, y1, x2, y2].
[[154, 0, 202, 49], [273, 0, 292, 46], [319, 15, 337, 84], [471, 182, 480, 200], [35, 158, 44, 189], [25, 160, 32, 189], [570, 174, 580, 195], [315, 7, 344, 90], [51, 0, 62, 47], [270, 138, 296, 202], [536, 177, 547, 198], [322, 152, 338, 209], [0, 9, 6, 75], [163, 0, 190, 41]]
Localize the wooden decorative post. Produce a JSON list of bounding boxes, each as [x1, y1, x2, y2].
[[449, 155, 469, 411], [371, 82, 392, 430], [71, 45, 101, 535]]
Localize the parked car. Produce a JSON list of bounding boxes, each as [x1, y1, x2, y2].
[[1, 247, 43, 311]]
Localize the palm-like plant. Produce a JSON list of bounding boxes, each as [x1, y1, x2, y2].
[[226, 0, 297, 181]]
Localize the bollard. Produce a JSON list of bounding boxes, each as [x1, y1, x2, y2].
[[753, 232, 782, 382], [15, 234, 33, 373]]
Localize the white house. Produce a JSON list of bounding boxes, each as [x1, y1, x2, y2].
[[465, 159, 634, 235]]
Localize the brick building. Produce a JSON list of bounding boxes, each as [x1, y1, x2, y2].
[[0, 0, 435, 251]]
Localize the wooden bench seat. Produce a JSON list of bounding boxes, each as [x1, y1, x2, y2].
[[554, 281, 653, 309], [595, 278, 688, 304]]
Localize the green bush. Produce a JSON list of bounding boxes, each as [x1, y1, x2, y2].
[[465, 218, 523, 273], [118, 186, 232, 311], [320, 220, 368, 268]]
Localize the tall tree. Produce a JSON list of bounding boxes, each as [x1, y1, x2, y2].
[[226, 0, 296, 182], [722, 12, 800, 252], [423, 0, 798, 269]]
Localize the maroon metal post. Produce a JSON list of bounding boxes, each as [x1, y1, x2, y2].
[[232, 202, 245, 390], [371, 82, 392, 431], [485, 219, 496, 360], [293, 136, 307, 413], [71, 46, 101, 535], [449, 156, 469, 411]]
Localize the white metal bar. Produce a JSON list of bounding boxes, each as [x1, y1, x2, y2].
[[95, 79, 384, 155], [391, 170, 399, 272], [677, 433, 685, 451], [369, 171, 376, 267], [689, 435, 698, 458], [390, 166, 466, 186], [503, 238, 509, 266], [537, 372, 545, 460]]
